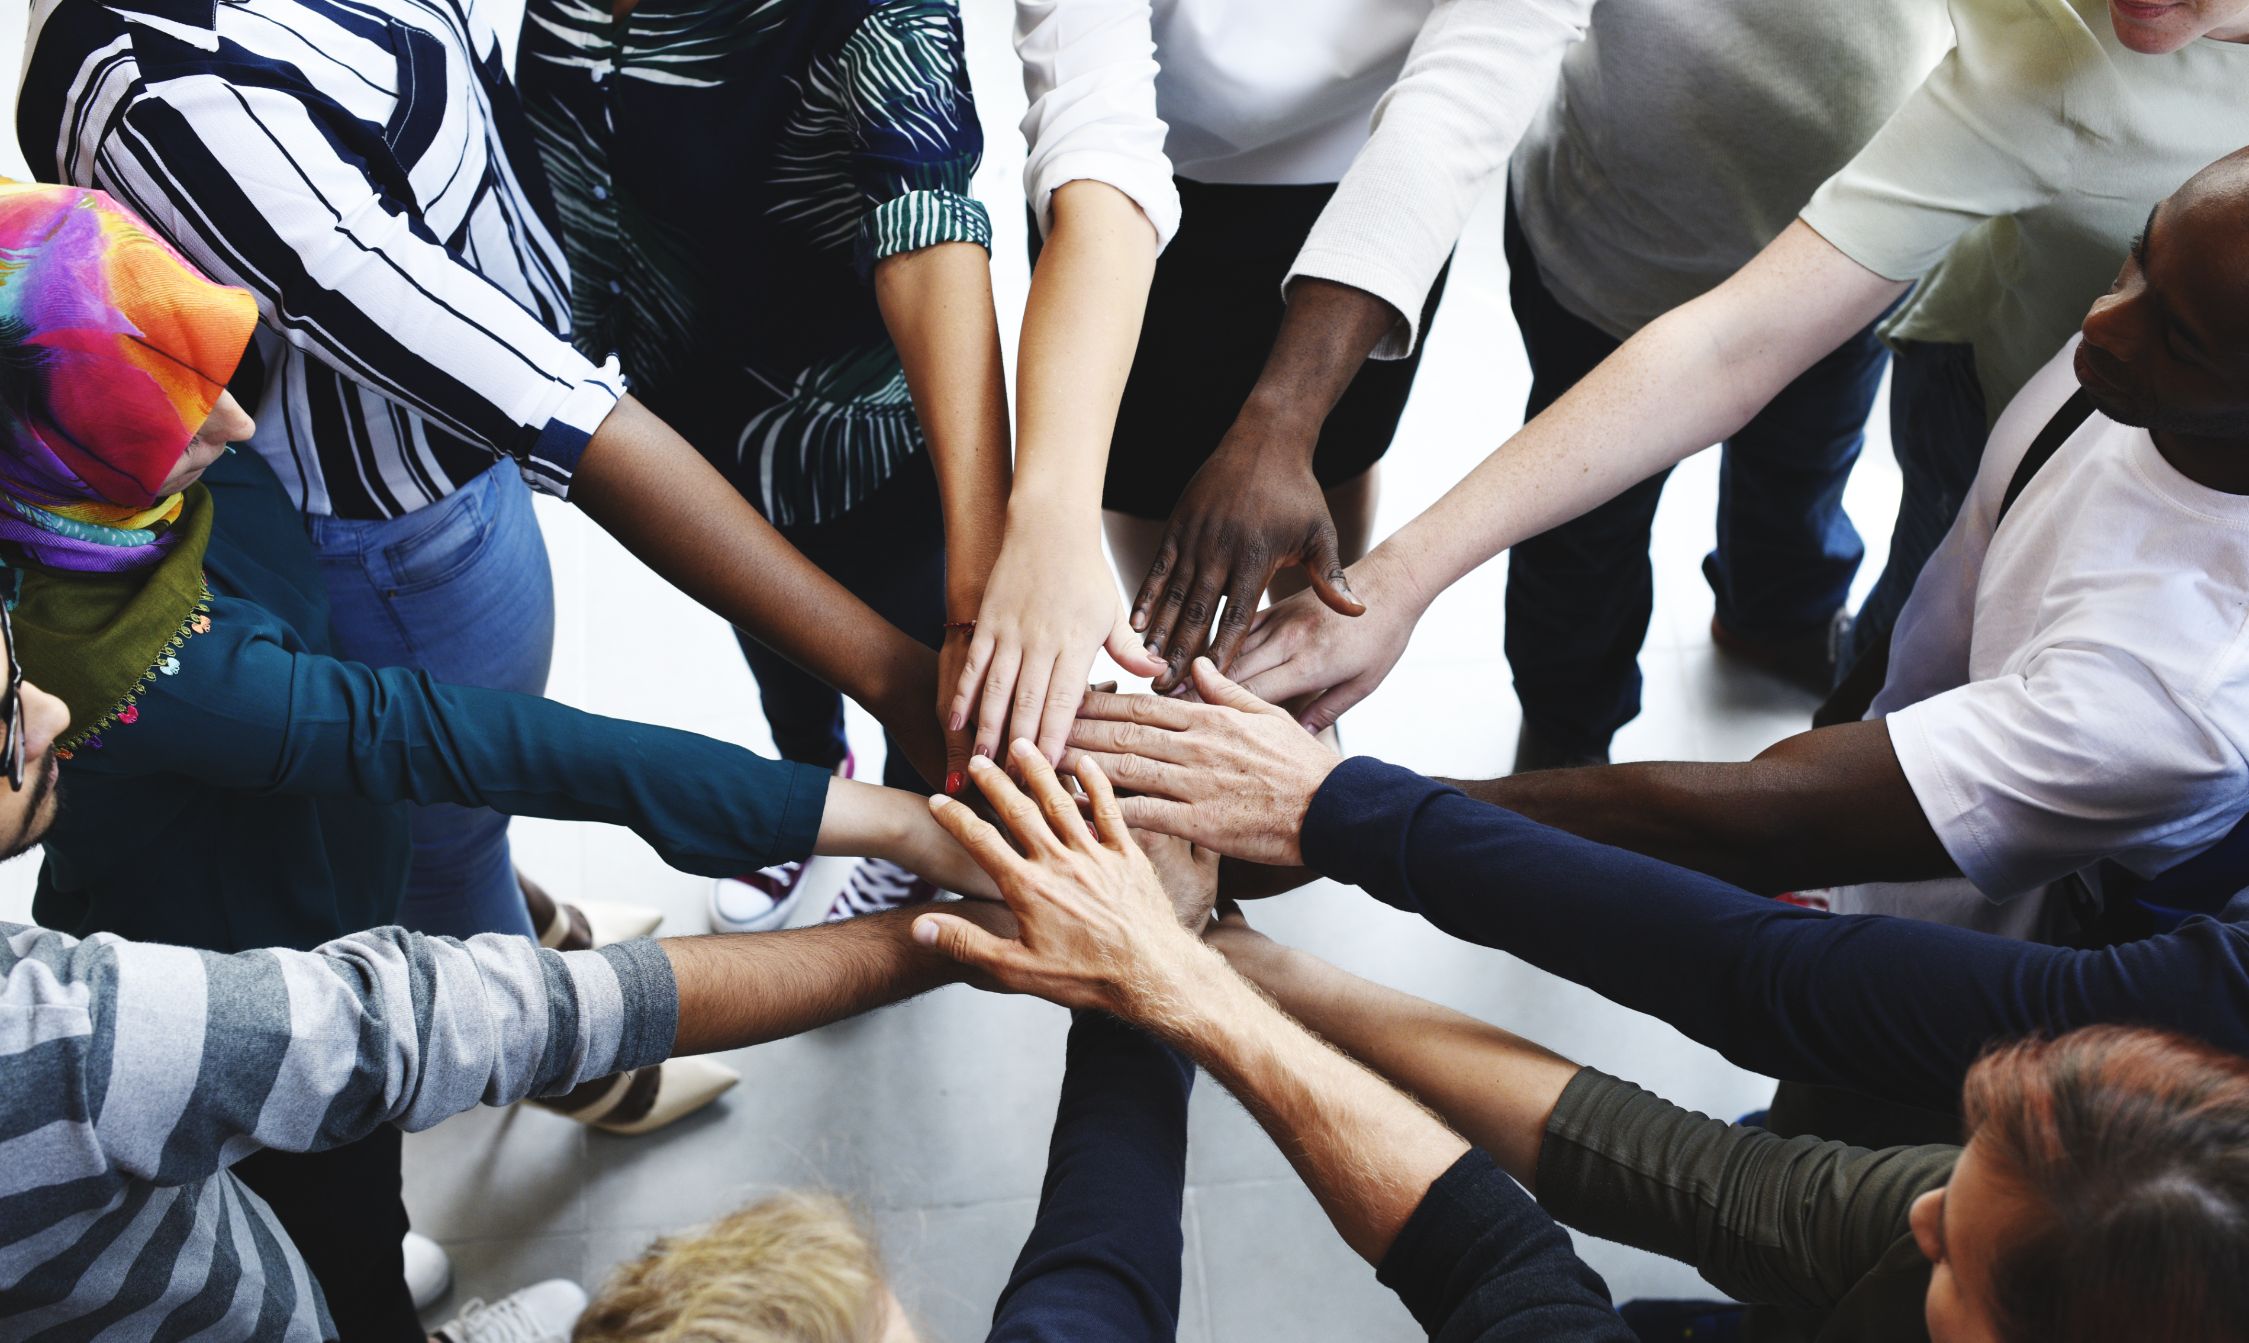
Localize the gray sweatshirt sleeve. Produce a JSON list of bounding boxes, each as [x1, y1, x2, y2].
[[1534, 1068, 1955, 1313], [2, 921, 677, 1189]]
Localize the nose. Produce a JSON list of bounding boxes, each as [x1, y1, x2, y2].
[[208, 392, 256, 445], [2079, 288, 2138, 361], [19, 681, 70, 762]]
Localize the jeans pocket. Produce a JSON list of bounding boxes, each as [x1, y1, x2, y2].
[[379, 484, 492, 597]]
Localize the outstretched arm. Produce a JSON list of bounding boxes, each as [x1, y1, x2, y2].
[[1228, 223, 1910, 731]]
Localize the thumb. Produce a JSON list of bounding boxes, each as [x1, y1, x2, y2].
[[1302, 525, 1366, 618], [912, 910, 1016, 974], [1106, 612, 1166, 678], [1189, 656, 1290, 719]]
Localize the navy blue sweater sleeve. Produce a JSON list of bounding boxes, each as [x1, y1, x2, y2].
[[1302, 757, 2249, 1113], [1378, 1149, 1632, 1341], [987, 1012, 1194, 1342]]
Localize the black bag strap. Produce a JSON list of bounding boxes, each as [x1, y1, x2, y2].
[[1815, 387, 2098, 728]]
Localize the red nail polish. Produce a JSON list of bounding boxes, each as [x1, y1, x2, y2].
[[945, 770, 965, 795]]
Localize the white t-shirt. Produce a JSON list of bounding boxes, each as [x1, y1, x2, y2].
[[1835, 339, 2249, 930]]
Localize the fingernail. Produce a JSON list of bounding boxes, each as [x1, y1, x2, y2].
[[912, 917, 939, 946], [948, 711, 965, 732], [1011, 739, 1039, 761], [971, 752, 995, 769], [1145, 641, 1162, 658], [974, 744, 991, 759], [945, 770, 965, 795], [1132, 611, 1148, 631]]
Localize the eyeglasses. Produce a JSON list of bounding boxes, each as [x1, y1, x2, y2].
[[0, 569, 22, 792]]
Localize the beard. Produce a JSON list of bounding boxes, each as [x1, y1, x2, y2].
[[0, 745, 61, 862]]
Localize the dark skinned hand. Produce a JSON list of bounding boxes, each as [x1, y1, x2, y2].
[[1133, 438, 1364, 692]]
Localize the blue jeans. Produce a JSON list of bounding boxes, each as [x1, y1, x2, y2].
[[1839, 339, 1988, 674], [307, 462, 554, 940], [1502, 197, 1886, 757]]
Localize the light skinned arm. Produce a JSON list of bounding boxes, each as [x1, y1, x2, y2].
[[910, 745, 1466, 1264], [951, 180, 1164, 769], [1129, 280, 1391, 686], [571, 396, 948, 787], [1230, 223, 1912, 730], [875, 241, 1016, 792]]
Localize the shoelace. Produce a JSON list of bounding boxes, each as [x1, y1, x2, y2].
[[837, 858, 922, 914], [441, 1295, 558, 1343]]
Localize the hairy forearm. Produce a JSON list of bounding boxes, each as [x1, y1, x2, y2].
[[573, 395, 931, 712], [1013, 180, 1156, 514], [875, 243, 1012, 613], [664, 903, 1008, 1055], [1442, 721, 1952, 894], [1221, 937, 1579, 1190], [1377, 223, 1909, 600], [1138, 946, 1468, 1264], [1228, 279, 1403, 463]]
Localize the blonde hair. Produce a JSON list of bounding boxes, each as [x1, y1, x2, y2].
[[574, 1191, 892, 1343]]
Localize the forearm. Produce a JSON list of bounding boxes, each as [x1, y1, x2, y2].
[[1221, 937, 1577, 1188], [572, 395, 932, 714], [875, 243, 1012, 614], [1138, 945, 1468, 1264], [1012, 180, 1155, 516], [1440, 720, 1952, 894], [663, 903, 1008, 1056], [1226, 279, 1402, 464], [1376, 225, 1910, 598], [816, 778, 996, 898]]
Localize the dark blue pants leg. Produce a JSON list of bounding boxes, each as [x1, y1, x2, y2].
[[732, 452, 946, 794], [1840, 339, 1987, 672], [1502, 197, 1881, 755]]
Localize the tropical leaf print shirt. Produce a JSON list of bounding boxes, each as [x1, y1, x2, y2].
[[519, 0, 991, 525]]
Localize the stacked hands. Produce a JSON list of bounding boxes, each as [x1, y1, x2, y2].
[[911, 659, 1343, 1015]]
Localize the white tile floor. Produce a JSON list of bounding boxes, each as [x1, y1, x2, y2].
[[0, 4, 1907, 1336]]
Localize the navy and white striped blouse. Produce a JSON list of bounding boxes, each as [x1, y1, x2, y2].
[[18, 0, 624, 520]]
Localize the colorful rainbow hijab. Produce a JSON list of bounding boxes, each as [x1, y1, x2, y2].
[[0, 180, 257, 572]]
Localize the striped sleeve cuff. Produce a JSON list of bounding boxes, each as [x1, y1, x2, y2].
[[519, 356, 626, 500], [862, 189, 993, 270], [595, 938, 679, 1076]]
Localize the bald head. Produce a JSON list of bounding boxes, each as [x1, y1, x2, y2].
[[2076, 147, 2249, 439]]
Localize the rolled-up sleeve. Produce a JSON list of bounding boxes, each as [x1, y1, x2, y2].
[[852, 1, 994, 269], [1013, 0, 1179, 250], [1287, 0, 1592, 359], [94, 77, 621, 495]]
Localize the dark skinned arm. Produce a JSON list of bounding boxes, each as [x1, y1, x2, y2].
[[1442, 719, 1954, 895], [570, 395, 946, 788], [1135, 279, 1397, 688]]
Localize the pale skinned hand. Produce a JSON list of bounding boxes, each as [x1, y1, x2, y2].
[[1063, 658, 1342, 867], [910, 742, 1217, 1017], [1226, 547, 1429, 732], [949, 520, 1164, 770], [1134, 825, 1221, 930], [1133, 439, 1363, 692]]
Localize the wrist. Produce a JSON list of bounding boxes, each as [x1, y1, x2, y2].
[[1226, 390, 1324, 463], [1358, 541, 1435, 616], [1119, 936, 1238, 1039]]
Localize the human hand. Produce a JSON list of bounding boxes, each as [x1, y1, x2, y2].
[[937, 622, 976, 794], [1132, 436, 1362, 692], [879, 643, 952, 791], [910, 742, 1218, 1017], [1226, 547, 1428, 732], [948, 520, 1164, 770], [1135, 826, 1220, 930], [1064, 659, 1341, 866]]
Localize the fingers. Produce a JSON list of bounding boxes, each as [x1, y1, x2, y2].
[[1302, 526, 1366, 618], [1005, 655, 1057, 768], [1205, 564, 1272, 672], [928, 791, 1029, 887], [1152, 567, 1228, 692], [910, 909, 1023, 977], [949, 628, 996, 735], [1187, 656, 1293, 720], [942, 703, 971, 797], [1103, 613, 1166, 679], [1076, 689, 1199, 731], [1295, 681, 1367, 734], [966, 751, 1067, 858], [972, 641, 1023, 763], [1139, 555, 1197, 673], [1013, 739, 1097, 850], [1113, 793, 1201, 841], [1130, 536, 1181, 634], [1074, 754, 1131, 849], [1058, 748, 1192, 802], [1035, 646, 1097, 767], [1064, 713, 1200, 766], [1234, 658, 1320, 709]]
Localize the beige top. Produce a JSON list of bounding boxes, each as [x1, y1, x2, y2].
[[1800, 0, 2249, 422]]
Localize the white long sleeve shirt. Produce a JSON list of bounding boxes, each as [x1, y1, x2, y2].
[[1014, 0, 1593, 355]]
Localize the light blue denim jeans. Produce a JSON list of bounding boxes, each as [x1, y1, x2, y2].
[[305, 461, 555, 940]]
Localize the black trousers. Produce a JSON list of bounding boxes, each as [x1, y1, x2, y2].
[[235, 1126, 423, 1341], [733, 450, 946, 794]]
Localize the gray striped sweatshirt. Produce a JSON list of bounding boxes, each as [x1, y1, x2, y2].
[[0, 922, 678, 1339]]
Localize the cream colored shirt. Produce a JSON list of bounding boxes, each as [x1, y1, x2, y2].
[[1800, 0, 2249, 421]]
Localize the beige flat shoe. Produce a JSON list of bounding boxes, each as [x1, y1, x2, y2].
[[535, 897, 665, 950], [534, 1058, 738, 1136]]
